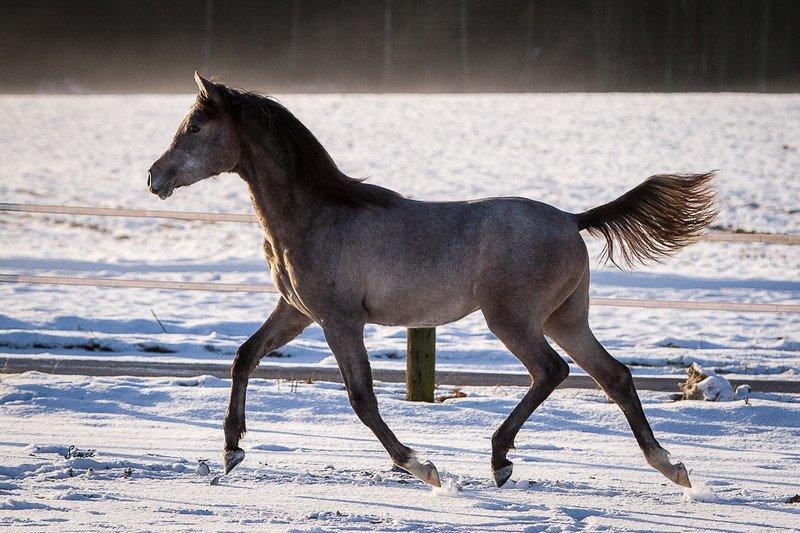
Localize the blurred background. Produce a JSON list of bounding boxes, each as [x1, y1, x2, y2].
[[2, 0, 799, 93]]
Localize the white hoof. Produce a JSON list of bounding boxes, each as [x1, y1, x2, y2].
[[401, 457, 441, 487], [648, 448, 692, 488], [493, 464, 513, 487], [224, 448, 245, 474]]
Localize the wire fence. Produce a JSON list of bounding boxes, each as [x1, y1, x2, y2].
[[2, 199, 799, 393], [1, 273, 798, 314], [2, 202, 799, 315], [3, 202, 798, 245]]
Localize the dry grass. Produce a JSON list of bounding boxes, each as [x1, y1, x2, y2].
[[436, 387, 467, 403], [676, 362, 708, 401]]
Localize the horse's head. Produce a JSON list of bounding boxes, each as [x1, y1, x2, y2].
[[147, 72, 240, 199]]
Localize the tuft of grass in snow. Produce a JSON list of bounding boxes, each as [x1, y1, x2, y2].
[[436, 387, 467, 403]]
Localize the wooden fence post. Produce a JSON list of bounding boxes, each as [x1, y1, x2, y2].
[[406, 327, 436, 402]]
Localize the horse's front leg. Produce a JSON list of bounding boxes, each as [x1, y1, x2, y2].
[[224, 298, 311, 473], [323, 322, 441, 487]]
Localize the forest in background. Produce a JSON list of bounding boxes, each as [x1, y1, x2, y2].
[[1, 0, 798, 93]]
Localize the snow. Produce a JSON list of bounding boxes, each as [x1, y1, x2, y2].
[[683, 480, 723, 504], [0, 93, 798, 379], [0, 93, 799, 528], [1, 372, 799, 530], [696, 374, 734, 402]]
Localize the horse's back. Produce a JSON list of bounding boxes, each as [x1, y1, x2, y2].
[[353, 196, 588, 326]]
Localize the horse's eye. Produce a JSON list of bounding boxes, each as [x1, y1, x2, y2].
[[188, 125, 201, 134]]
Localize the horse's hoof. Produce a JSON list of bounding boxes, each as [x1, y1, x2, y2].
[[390, 464, 412, 476], [402, 457, 441, 487], [672, 462, 692, 488], [493, 463, 513, 488], [648, 448, 691, 488], [223, 448, 245, 474]]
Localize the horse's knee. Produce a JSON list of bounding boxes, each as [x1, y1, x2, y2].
[[345, 383, 370, 409], [535, 355, 569, 388], [602, 363, 635, 403], [348, 388, 365, 409]]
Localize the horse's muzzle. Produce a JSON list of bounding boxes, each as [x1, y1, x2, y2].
[[147, 170, 174, 199]]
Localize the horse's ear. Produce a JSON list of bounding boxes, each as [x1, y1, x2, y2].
[[194, 71, 224, 105]]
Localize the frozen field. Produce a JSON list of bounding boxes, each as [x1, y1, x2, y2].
[[0, 93, 798, 377], [0, 93, 799, 530], [1, 372, 799, 531]]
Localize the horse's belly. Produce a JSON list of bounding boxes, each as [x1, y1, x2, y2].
[[367, 284, 478, 328]]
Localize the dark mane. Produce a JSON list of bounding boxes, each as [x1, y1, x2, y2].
[[201, 88, 401, 208]]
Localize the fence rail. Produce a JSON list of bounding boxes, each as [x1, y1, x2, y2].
[[0, 202, 257, 223], [2, 202, 798, 245], [2, 273, 799, 314], [3, 200, 799, 398], [3, 356, 799, 394], [0, 273, 275, 293]]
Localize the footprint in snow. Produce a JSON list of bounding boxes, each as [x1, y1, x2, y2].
[[560, 507, 604, 521], [250, 443, 297, 452], [54, 489, 104, 501], [0, 482, 21, 493], [0, 392, 35, 404], [473, 501, 540, 512], [0, 498, 65, 511], [154, 507, 213, 516]]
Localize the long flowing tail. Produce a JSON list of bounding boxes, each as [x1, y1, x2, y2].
[[574, 172, 718, 267]]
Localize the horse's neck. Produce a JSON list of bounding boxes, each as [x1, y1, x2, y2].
[[239, 160, 317, 251]]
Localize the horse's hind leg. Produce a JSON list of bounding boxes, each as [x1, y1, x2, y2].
[[224, 298, 311, 473], [323, 321, 441, 487], [544, 276, 692, 488], [482, 308, 569, 487]]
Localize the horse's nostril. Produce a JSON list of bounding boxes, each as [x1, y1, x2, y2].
[[148, 172, 161, 194]]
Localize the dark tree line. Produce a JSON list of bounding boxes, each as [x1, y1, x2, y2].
[[1, 0, 798, 93]]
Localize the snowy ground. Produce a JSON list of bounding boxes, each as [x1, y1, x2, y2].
[[0, 93, 798, 378], [1, 372, 799, 531], [0, 93, 799, 531]]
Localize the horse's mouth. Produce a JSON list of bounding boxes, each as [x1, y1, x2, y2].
[[157, 184, 175, 200], [151, 181, 175, 200]]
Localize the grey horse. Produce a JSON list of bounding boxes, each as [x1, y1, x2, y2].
[[148, 73, 716, 489]]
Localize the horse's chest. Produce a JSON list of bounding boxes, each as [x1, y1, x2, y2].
[[265, 252, 320, 317], [268, 259, 299, 302]]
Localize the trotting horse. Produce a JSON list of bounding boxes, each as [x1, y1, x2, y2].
[[148, 73, 716, 489]]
